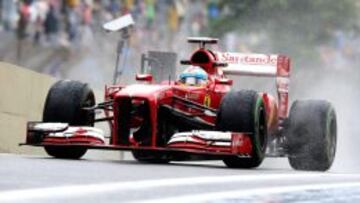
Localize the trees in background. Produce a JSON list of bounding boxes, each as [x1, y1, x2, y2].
[[206, 0, 360, 66]]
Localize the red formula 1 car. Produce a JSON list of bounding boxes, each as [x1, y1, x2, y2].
[[23, 37, 337, 171]]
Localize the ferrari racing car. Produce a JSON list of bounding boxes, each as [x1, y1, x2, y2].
[[23, 37, 337, 171]]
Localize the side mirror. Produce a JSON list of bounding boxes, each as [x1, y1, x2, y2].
[[215, 78, 233, 86], [136, 74, 153, 83]]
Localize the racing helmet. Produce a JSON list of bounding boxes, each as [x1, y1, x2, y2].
[[179, 66, 208, 86]]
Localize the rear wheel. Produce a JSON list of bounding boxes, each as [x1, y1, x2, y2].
[[286, 100, 337, 171], [216, 90, 267, 168], [43, 80, 95, 159]]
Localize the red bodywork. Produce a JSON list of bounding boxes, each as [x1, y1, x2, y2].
[[24, 40, 290, 160]]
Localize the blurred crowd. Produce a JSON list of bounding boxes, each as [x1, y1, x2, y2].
[[0, 0, 225, 85], [0, 0, 222, 50], [2, 0, 100, 46]]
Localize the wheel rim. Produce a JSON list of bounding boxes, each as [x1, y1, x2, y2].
[[327, 110, 337, 163], [81, 92, 95, 126], [254, 98, 267, 154], [258, 105, 267, 152]]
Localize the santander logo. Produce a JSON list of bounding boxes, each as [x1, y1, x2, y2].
[[218, 52, 278, 66]]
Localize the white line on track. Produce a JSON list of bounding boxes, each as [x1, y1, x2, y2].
[[133, 182, 360, 203], [0, 173, 359, 202]]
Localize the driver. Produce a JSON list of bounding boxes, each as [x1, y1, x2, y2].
[[179, 66, 208, 87]]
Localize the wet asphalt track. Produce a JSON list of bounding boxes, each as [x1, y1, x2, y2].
[[0, 153, 360, 203]]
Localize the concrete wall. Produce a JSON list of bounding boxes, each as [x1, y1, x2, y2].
[[0, 62, 55, 154], [0, 62, 122, 159]]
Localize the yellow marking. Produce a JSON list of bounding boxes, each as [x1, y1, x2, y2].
[[204, 94, 211, 107]]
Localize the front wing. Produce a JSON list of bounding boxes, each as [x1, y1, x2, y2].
[[23, 122, 253, 158]]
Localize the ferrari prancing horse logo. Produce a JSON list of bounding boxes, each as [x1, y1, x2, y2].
[[204, 94, 211, 107]]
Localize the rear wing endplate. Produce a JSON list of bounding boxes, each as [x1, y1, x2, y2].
[[216, 52, 290, 118]]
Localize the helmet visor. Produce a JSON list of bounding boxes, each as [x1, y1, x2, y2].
[[185, 77, 197, 86]]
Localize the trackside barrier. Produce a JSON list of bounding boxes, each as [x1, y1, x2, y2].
[[0, 62, 55, 154], [0, 62, 122, 159]]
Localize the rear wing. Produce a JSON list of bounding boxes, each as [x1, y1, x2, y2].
[[216, 52, 290, 78], [216, 52, 290, 118]]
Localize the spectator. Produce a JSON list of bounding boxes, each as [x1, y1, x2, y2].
[[80, 0, 94, 48], [1, 0, 18, 31], [44, 4, 59, 44], [66, 6, 80, 42], [66, 0, 80, 8], [81, 0, 93, 25], [168, 3, 178, 32], [32, 0, 49, 44], [145, 0, 155, 30], [107, 0, 120, 18], [17, 1, 31, 40]]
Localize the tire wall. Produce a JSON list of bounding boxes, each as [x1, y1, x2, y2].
[[0, 62, 121, 159]]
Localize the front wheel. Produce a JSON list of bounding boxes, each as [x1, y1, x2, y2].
[[216, 90, 267, 168], [43, 80, 95, 159], [286, 100, 337, 171], [45, 146, 87, 159]]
